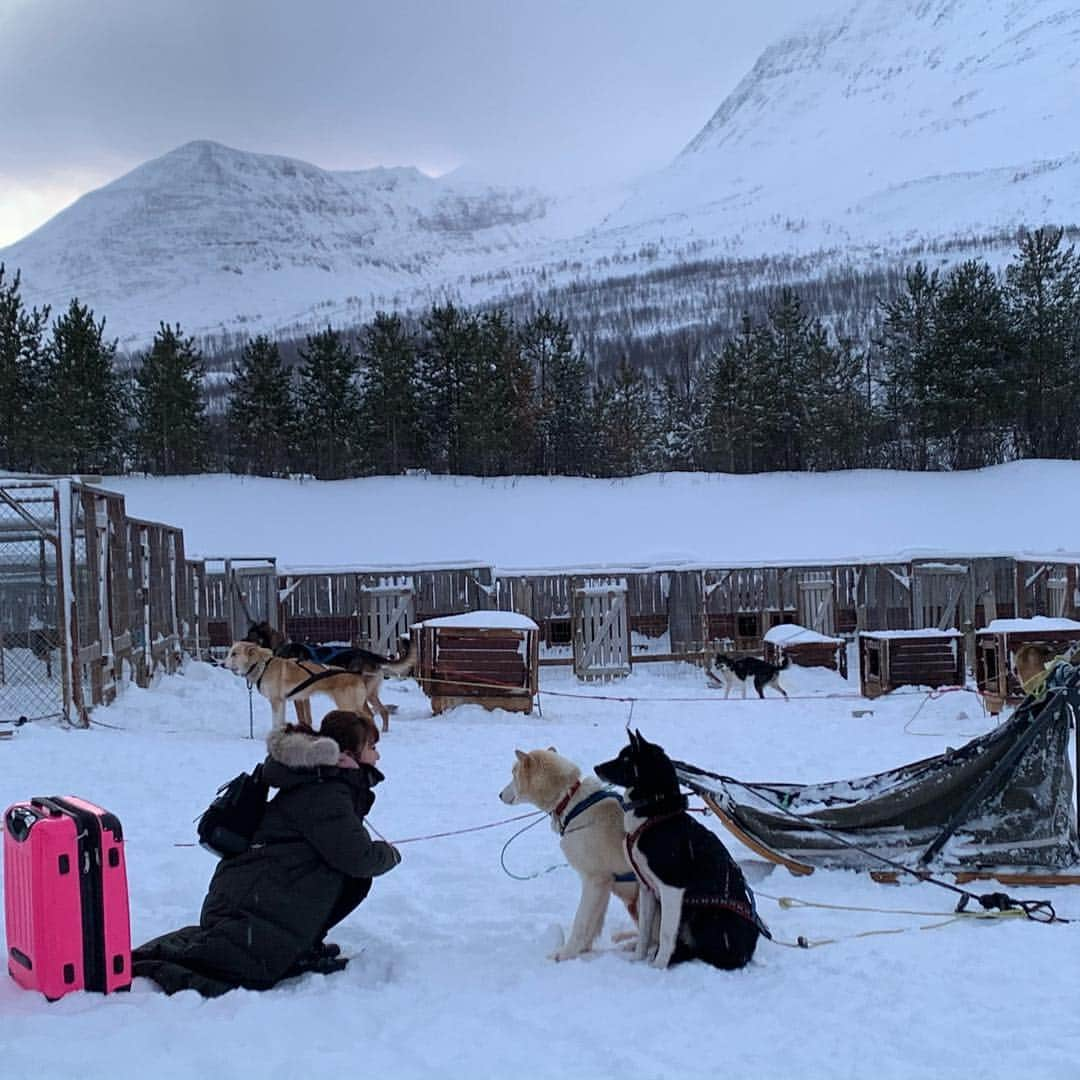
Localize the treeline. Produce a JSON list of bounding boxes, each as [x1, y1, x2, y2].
[[2, 227, 1079, 479]]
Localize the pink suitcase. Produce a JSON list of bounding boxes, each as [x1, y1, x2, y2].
[[4, 795, 131, 999]]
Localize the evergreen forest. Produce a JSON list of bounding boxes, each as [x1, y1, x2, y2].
[[2, 228, 1079, 480]]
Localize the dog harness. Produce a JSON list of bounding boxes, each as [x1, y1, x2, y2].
[[624, 813, 771, 937], [243, 656, 274, 692], [552, 781, 636, 884]]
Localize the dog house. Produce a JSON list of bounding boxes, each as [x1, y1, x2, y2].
[[763, 623, 848, 679], [975, 616, 1080, 715], [858, 629, 965, 699], [415, 612, 539, 715]]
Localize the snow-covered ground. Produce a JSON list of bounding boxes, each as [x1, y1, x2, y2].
[[2, 653, 1078, 1080]]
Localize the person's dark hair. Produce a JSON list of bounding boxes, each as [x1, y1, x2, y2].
[[319, 710, 378, 754]]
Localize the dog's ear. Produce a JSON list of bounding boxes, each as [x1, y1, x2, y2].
[[546, 745, 557, 753], [514, 749, 528, 763]]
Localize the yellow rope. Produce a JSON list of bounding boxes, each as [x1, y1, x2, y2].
[[760, 892, 1027, 950], [763, 893, 1027, 919]]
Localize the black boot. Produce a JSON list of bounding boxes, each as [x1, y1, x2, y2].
[[286, 949, 349, 978]]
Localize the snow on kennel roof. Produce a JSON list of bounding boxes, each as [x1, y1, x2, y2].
[[413, 611, 538, 630], [764, 623, 844, 645], [984, 616, 1080, 634]]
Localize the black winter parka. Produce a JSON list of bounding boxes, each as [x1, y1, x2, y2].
[[132, 733, 398, 997]]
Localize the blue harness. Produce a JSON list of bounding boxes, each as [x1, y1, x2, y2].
[[557, 788, 637, 884]]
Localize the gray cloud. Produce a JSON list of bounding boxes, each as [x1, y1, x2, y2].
[[0, 0, 846, 243]]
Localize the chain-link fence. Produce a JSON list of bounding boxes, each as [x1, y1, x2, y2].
[[0, 483, 62, 724], [1, 479, 224, 726]]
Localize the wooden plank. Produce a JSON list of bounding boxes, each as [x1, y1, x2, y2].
[[701, 795, 815, 877]]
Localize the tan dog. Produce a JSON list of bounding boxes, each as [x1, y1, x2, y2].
[[500, 748, 638, 961], [222, 641, 376, 730], [1014, 643, 1055, 696]]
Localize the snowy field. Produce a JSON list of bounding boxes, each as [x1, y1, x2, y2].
[[3, 654, 1079, 1080]]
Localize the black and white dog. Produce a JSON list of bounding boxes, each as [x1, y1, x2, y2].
[[594, 729, 768, 969], [711, 652, 790, 700]]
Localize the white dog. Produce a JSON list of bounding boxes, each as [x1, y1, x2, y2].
[[500, 748, 638, 961]]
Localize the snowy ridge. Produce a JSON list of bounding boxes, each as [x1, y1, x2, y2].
[[3, 0, 1079, 347]]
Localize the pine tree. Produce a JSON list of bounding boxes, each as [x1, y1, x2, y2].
[[1005, 228, 1080, 458], [0, 264, 50, 471], [462, 310, 534, 476], [357, 312, 424, 474], [592, 358, 660, 477], [925, 260, 1015, 469], [226, 335, 297, 476], [133, 323, 209, 475], [701, 314, 760, 473], [36, 298, 128, 474], [293, 326, 362, 479], [519, 310, 593, 476], [875, 262, 940, 468], [417, 304, 479, 473]]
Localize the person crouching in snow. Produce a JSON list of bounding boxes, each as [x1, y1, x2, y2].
[[132, 710, 400, 997]]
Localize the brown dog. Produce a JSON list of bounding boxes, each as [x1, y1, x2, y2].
[[222, 641, 377, 730]]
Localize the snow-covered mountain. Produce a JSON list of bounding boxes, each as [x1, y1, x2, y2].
[[3, 0, 1078, 348], [606, 0, 1080, 254], [0, 139, 625, 347]]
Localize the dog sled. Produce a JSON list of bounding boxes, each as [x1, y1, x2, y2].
[[675, 656, 1080, 886]]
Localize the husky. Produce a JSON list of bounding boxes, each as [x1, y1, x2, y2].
[[222, 641, 375, 731], [243, 622, 416, 730], [499, 748, 638, 961], [711, 652, 790, 700], [595, 729, 768, 970]]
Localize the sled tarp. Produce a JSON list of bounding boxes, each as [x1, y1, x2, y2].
[[675, 663, 1080, 873]]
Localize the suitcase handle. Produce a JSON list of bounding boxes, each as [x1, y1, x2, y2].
[[5, 805, 39, 842], [29, 797, 66, 817]]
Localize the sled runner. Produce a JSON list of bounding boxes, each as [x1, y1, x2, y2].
[[4, 796, 131, 999]]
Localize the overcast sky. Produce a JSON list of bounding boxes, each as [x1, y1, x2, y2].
[[0, 0, 847, 248]]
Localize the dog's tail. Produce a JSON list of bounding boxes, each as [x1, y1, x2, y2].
[[383, 636, 417, 677]]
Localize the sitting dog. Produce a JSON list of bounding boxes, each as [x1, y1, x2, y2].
[[243, 622, 416, 731], [710, 652, 790, 700], [222, 641, 374, 731], [500, 748, 638, 961], [595, 729, 768, 970]]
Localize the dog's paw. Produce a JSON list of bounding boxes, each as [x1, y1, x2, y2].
[[611, 929, 637, 947], [550, 944, 586, 962]]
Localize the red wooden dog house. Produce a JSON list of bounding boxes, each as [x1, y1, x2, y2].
[[858, 629, 965, 699], [415, 612, 539, 715], [763, 623, 848, 679], [975, 616, 1080, 715]]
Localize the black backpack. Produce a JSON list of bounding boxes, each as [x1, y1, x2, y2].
[[197, 765, 270, 857]]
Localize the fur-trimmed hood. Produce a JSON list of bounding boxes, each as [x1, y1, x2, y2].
[[267, 726, 340, 769]]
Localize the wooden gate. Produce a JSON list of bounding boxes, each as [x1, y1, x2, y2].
[[912, 564, 968, 629], [572, 578, 631, 681], [797, 572, 835, 636], [358, 576, 414, 657]]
